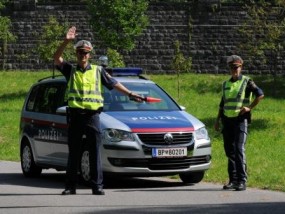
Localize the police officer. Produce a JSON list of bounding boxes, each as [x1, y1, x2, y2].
[[54, 26, 143, 195], [214, 55, 264, 191]]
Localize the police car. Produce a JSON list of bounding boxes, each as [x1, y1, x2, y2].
[[19, 68, 211, 184]]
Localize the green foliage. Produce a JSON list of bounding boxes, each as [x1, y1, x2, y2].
[[171, 40, 192, 73], [86, 0, 149, 52], [0, 0, 8, 10], [0, 16, 16, 46], [106, 48, 125, 67], [171, 40, 192, 99], [238, 1, 285, 66], [0, 0, 17, 69], [37, 16, 74, 64]]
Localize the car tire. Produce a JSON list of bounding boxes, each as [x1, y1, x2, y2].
[[20, 140, 42, 177], [179, 171, 204, 184], [80, 143, 91, 184]]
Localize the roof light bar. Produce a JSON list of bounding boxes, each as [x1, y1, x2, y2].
[[111, 68, 143, 76]]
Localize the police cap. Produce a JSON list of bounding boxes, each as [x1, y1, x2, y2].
[[74, 40, 93, 52], [227, 55, 243, 66]]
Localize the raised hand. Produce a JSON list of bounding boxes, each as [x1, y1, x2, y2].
[[66, 26, 77, 41]]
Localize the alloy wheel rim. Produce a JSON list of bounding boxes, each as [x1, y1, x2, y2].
[[22, 146, 31, 172]]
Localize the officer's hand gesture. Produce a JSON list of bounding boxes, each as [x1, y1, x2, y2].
[[66, 26, 77, 41], [129, 92, 144, 103]]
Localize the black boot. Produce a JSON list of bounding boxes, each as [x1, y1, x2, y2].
[[61, 188, 76, 195], [92, 188, 105, 195], [223, 181, 237, 190], [235, 182, 246, 191]]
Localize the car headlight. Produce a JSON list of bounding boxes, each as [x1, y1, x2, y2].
[[103, 129, 135, 142], [195, 127, 209, 140]]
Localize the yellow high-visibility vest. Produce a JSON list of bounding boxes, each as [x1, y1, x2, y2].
[[68, 65, 103, 110], [222, 75, 252, 117]]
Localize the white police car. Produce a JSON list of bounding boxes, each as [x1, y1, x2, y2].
[[19, 68, 211, 184]]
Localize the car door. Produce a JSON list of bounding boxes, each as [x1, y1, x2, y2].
[[47, 83, 69, 167], [27, 82, 68, 166]]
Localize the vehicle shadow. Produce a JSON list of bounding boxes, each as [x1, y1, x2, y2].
[[80, 202, 285, 214], [0, 171, 66, 190], [1, 171, 284, 214], [0, 170, 220, 192]]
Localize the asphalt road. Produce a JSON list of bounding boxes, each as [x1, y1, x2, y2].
[[1, 161, 285, 214]]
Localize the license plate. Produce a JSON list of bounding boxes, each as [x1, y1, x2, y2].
[[152, 147, 187, 158]]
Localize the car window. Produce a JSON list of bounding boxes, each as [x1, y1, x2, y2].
[[26, 83, 66, 114], [103, 82, 180, 111], [26, 85, 39, 111]]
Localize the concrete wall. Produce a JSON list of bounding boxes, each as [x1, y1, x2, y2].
[[1, 0, 284, 74]]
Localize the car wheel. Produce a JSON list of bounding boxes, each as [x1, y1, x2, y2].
[[179, 171, 204, 184], [80, 144, 91, 184], [21, 140, 42, 177]]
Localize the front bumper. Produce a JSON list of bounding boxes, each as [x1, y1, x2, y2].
[[101, 134, 211, 175]]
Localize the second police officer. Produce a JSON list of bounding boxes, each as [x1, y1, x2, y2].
[[214, 55, 264, 191]]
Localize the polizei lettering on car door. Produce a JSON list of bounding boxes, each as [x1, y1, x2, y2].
[[38, 129, 61, 141], [131, 116, 178, 121]]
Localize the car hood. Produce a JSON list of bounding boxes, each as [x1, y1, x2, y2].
[[101, 111, 204, 133]]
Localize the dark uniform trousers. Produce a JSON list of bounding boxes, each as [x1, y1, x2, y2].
[[221, 115, 248, 184], [65, 108, 103, 190]]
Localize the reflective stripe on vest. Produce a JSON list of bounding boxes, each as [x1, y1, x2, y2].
[[222, 75, 252, 117], [68, 65, 103, 110]]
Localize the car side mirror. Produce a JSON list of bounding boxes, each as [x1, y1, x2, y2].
[[56, 106, 67, 115]]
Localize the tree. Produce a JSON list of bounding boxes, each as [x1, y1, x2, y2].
[[86, 0, 149, 64], [238, 1, 285, 72], [106, 48, 125, 68], [171, 40, 192, 99], [0, 0, 16, 70], [238, 1, 285, 95], [37, 16, 74, 70]]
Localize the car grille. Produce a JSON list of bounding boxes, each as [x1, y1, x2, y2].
[[137, 132, 193, 146], [108, 155, 210, 170]]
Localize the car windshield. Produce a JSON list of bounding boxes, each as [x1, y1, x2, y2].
[[103, 82, 180, 111]]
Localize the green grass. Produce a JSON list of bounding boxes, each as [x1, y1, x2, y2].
[[1, 71, 285, 192], [0, 71, 52, 160]]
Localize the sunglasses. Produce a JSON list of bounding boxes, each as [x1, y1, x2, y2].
[[77, 51, 90, 55], [230, 65, 241, 70]]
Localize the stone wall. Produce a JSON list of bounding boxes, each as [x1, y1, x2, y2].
[[1, 0, 284, 74]]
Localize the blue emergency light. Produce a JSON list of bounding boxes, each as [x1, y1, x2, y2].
[[111, 68, 143, 76]]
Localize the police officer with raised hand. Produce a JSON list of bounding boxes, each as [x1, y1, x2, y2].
[[54, 26, 143, 195], [214, 55, 264, 191]]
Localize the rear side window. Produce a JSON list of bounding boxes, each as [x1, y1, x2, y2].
[[26, 83, 66, 114]]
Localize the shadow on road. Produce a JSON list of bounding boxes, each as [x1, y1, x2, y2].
[[0, 170, 195, 190], [78, 202, 285, 214], [1, 167, 285, 214]]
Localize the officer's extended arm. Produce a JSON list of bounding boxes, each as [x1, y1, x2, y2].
[[113, 82, 144, 102], [54, 26, 77, 66]]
